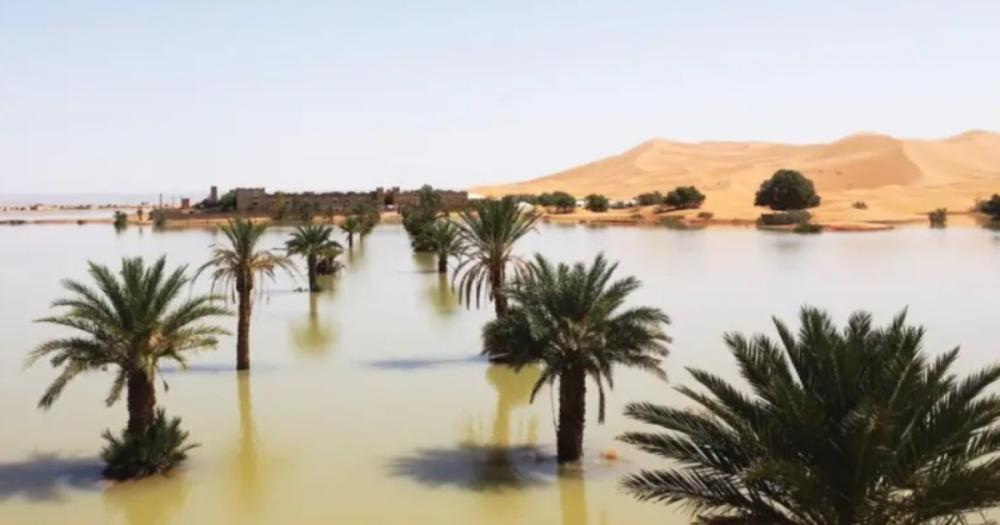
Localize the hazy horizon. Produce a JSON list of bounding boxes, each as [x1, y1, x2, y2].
[[3, 1, 999, 194]]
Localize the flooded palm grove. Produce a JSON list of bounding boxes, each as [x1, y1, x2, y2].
[[1, 221, 999, 524]]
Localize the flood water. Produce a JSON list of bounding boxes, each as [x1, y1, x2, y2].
[[1, 222, 999, 524]]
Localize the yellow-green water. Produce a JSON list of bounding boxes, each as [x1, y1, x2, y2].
[[1, 223, 999, 524]]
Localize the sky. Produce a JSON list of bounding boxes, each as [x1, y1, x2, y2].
[[1, 1, 998, 195]]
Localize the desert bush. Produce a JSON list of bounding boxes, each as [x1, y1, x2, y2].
[[928, 208, 948, 228], [758, 210, 812, 226], [101, 410, 197, 480], [793, 222, 823, 234], [663, 186, 706, 210], [979, 194, 1000, 220], [584, 194, 609, 212], [754, 169, 821, 210], [852, 201, 868, 210], [539, 191, 576, 213], [635, 192, 664, 206], [113, 211, 128, 229], [697, 211, 714, 220]]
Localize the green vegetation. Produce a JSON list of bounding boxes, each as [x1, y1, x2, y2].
[[101, 409, 197, 480], [286, 224, 343, 292], [754, 169, 821, 210], [758, 210, 812, 226], [620, 306, 1000, 524], [929, 208, 948, 228], [483, 254, 669, 463], [199, 219, 296, 370], [662, 186, 705, 210], [340, 215, 363, 249], [503, 194, 539, 205], [425, 219, 462, 273], [635, 191, 664, 206], [979, 194, 1000, 221], [793, 222, 823, 234], [538, 191, 576, 213], [152, 210, 167, 228], [584, 193, 609, 212], [28, 256, 227, 478], [113, 210, 128, 229], [453, 198, 538, 317], [402, 185, 443, 252]]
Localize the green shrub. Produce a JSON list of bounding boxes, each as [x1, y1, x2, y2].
[[663, 186, 706, 210], [584, 194, 609, 212], [113, 211, 128, 229], [793, 222, 823, 234], [538, 191, 576, 213], [754, 169, 821, 210], [100, 410, 197, 480], [402, 185, 442, 252], [635, 192, 664, 206], [979, 194, 1000, 220], [503, 194, 538, 205], [758, 210, 812, 226], [928, 208, 948, 228]]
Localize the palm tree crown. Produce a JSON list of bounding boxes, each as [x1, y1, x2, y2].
[[286, 224, 341, 292], [28, 256, 228, 432], [483, 253, 670, 462], [198, 219, 295, 370], [425, 219, 462, 273], [620, 307, 1000, 524], [454, 198, 538, 317]]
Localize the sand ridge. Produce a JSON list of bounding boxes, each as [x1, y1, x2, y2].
[[472, 131, 1000, 223]]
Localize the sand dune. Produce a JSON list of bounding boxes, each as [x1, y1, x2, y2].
[[472, 131, 1000, 223]]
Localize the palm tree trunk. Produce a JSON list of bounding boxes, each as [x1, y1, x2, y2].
[[437, 253, 447, 273], [557, 367, 586, 463], [348, 233, 354, 249], [126, 369, 156, 435], [491, 265, 508, 317], [237, 285, 252, 371], [307, 254, 318, 292]]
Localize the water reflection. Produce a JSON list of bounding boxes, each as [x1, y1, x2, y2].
[[104, 475, 189, 525], [0, 454, 102, 501], [424, 273, 459, 316], [233, 373, 261, 512], [559, 468, 590, 525], [388, 365, 549, 492], [290, 293, 335, 357], [412, 252, 437, 273]]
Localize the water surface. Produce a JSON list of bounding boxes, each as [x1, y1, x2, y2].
[[1, 223, 998, 524]]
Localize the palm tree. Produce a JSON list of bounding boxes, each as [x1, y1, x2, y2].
[[340, 216, 362, 249], [425, 219, 462, 273], [28, 256, 228, 435], [199, 219, 295, 370], [483, 254, 670, 463], [454, 199, 538, 317], [286, 224, 342, 292], [620, 307, 1000, 524]]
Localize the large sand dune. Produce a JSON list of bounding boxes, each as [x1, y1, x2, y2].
[[472, 131, 1000, 223]]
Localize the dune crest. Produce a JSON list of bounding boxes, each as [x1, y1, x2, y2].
[[472, 131, 1000, 222]]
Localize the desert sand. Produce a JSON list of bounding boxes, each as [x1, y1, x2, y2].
[[472, 131, 1000, 226]]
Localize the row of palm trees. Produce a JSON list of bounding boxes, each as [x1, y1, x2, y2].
[[27, 198, 1000, 522]]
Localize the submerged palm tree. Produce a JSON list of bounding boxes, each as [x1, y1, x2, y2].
[[620, 307, 1000, 524], [286, 224, 342, 292], [454, 199, 538, 317], [199, 219, 295, 370], [483, 254, 670, 463], [28, 256, 228, 435], [425, 219, 462, 273], [340, 216, 362, 249]]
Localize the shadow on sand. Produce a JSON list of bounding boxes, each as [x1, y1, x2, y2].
[[0, 454, 103, 501]]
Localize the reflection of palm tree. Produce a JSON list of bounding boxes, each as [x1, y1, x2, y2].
[[424, 273, 459, 316], [103, 475, 189, 525], [290, 293, 334, 357], [484, 364, 541, 447], [235, 373, 260, 511], [558, 469, 590, 525]]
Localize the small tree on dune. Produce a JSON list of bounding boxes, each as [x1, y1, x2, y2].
[[584, 194, 610, 212], [754, 169, 821, 211], [662, 186, 705, 210]]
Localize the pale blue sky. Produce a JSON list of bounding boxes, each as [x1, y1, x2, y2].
[[2, 1, 998, 194]]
